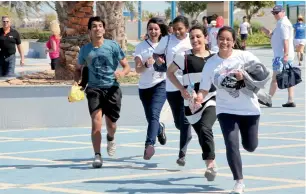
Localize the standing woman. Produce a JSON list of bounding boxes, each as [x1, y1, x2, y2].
[[167, 24, 218, 181], [293, 15, 306, 66], [197, 26, 271, 193], [46, 20, 61, 70], [134, 17, 168, 160], [153, 15, 192, 166]]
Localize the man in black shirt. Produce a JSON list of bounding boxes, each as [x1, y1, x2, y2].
[[0, 16, 24, 77]]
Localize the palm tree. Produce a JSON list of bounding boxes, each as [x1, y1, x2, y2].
[[54, 1, 93, 80], [96, 1, 126, 52]]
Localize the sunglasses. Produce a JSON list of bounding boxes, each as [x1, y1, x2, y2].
[[2, 21, 9, 23], [272, 12, 280, 15]]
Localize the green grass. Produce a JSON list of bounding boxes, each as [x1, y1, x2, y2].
[[117, 74, 139, 84]]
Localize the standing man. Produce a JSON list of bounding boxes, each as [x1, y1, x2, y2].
[[0, 16, 24, 77], [261, 5, 295, 107], [238, 16, 251, 50], [74, 16, 131, 168]]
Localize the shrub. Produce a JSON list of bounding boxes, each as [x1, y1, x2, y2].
[[246, 32, 270, 46], [19, 29, 52, 42]]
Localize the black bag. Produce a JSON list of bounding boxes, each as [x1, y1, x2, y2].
[[146, 36, 170, 72], [276, 63, 302, 89]]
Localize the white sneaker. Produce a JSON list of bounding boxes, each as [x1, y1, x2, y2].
[[107, 140, 116, 157], [231, 182, 245, 194], [92, 154, 103, 168]]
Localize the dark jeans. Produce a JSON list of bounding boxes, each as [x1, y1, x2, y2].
[[167, 91, 192, 158], [139, 81, 166, 145], [192, 106, 217, 160], [0, 54, 16, 77], [218, 113, 260, 180]]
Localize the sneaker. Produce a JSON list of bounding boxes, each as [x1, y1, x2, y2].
[[258, 99, 272, 107], [176, 157, 186, 166], [204, 166, 218, 181], [282, 102, 296, 107], [107, 140, 116, 157], [92, 154, 103, 168], [231, 182, 245, 194], [157, 122, 167, 145], [143, 145, 155, 160]]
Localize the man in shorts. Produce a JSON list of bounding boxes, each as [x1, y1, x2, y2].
[[74, 16, 131, 168], [238, 16, 251, 50]]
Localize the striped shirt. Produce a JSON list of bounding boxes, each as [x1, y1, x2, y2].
[[173, 50, 216, 124]]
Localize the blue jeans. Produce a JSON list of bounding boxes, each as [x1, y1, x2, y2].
[[139, 81, 166, 145], [167, 91, 192, 158], [0, 54, 16, 77]]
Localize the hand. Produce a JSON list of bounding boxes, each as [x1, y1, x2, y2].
[[45, 49, 49, 54], [156, 56, 165, 65], [20, 58, 25, 66], [73, 81, 79, 86], [146, 57, 155, 67], [195, 92, 204, 104], [180, 88, 191, 100], [234, 71, 243, 81], [114, 71, 125, 79]]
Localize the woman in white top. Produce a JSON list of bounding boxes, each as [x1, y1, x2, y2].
[[167, 24, 218, 181], [153, 15, 193, 166], [134, 17, 168, 160], [196, 26, 267, 194], [238, 16, 251, 50]]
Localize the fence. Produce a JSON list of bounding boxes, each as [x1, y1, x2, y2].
[[287, 4, 306, 24]]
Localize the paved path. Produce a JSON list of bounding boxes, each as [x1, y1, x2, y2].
[[0, 48, 305, 193]]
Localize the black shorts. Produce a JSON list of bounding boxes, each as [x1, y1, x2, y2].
[[86, 86, 122, 122], [240, 34, 248, 40], [51, 58, 59, 70]]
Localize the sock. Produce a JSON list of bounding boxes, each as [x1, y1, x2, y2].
[[107, 134, 114, 142], [95, 153, 101, 156]]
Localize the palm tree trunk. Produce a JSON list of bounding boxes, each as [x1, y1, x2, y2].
[[96, 1, 127, 52], [55, 1, 94, 80]]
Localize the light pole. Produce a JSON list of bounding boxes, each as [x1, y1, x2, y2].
[[138, 1, 142, 40], [229, 1, 234, 28], [171, 1, 176, 21]]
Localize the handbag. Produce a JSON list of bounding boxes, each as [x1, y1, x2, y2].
[[146, 36, 170, 72], [276, 62, 302, 89]]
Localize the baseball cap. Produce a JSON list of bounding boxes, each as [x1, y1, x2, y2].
[[271, 5, 284, 13]]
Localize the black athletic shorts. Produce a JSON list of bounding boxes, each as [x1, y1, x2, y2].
[[86, 86, 122, 122], [240, 34, 248, 40]]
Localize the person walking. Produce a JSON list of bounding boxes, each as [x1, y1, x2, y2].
[[293, 15, 306, 66], [0, 16, 24, 77], [45, 20, 61, 70], [74, 16, 130, 168]]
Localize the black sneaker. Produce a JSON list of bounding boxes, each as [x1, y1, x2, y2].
[[258, 99, 272, 107], [176, 157, 186, 166], [157, 122, 166, 145], [282, 102, 296, 107]]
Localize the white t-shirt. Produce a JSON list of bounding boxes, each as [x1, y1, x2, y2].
[[208, 27, 220, 52], [154, 34, 192, 92], [134, 39, 166, 89], [271, 16, 295, 61], [239, 22, 250, 34], [200, 50, 261, 116]]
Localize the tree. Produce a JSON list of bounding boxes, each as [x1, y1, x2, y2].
[[96, 1, 126, 52], [235, 1, 275, 22], [166, 1, 207, 19], [54, 1, 93, 80], [124, 2, 137, 20], [0, 1, 54, 19], [44, 13, 57, 30], [165, 7, 171, 21]]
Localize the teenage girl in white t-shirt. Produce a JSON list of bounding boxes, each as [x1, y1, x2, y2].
[[134, 17, 168, 160], [153, 16, 193, 166], [197, 26, 267, 194]]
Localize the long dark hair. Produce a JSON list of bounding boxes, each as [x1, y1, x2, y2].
[[217, 26, 243, 50], [146, 17, 168, 41]]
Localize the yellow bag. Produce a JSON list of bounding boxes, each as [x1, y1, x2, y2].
[[68, 85, 85, 102]]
